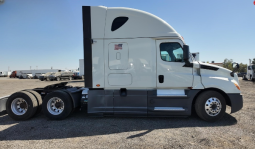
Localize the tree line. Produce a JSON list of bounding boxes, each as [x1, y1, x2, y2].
[[222, 58, 255, 72]]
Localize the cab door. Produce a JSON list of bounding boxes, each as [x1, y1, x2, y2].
[[156, 39, 193, 88]]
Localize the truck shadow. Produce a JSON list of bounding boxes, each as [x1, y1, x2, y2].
[[0, 111, 237, 141]]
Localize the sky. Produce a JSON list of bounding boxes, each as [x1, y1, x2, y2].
[[0, 0, 254, 71]]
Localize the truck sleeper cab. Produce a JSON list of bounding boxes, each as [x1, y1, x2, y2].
[[2, 6, 243, 122]]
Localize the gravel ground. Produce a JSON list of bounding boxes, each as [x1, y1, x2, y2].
[[0, 77, 255, 149]]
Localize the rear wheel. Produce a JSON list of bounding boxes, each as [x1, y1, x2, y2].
[[42, 91, 73, 120], [195, 91, 226, 122], [6, 91, 38, 121], [24, 90, 43, 116]]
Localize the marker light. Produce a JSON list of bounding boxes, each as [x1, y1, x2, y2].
[[234, 83, 240, 90], [96, 84, 100, 87]]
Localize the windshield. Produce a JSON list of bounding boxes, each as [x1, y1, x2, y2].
[[252, 65, 255, 70]]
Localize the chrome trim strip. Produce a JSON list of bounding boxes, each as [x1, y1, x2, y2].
[[157, 94, 187, 97], [154, 107, 185, 111]]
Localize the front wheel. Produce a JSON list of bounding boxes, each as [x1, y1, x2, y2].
[[42, 91, 73, 120], [195, 91, 226, 122]]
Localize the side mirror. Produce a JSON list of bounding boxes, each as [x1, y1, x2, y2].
[[230, 63, 239, 77], [232, 63, 239, 69], [183, 45, 191, 66]]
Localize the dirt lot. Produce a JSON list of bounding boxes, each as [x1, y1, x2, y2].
[[0, 77, 255, 149]]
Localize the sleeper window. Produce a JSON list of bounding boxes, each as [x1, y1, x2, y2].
[[160, 43, 184, 62], [111, 17, 129, 31]]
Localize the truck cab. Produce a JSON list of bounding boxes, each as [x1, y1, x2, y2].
[[82, 6, 243, 121], [243, 59, 255, 81]]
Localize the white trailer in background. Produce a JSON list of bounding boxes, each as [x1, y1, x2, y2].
[[0, 6, 243, 123], [15, 69, 61, 78]]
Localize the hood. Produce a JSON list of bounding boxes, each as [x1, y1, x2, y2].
[[199, 63, 231, 73], [198, 62, 240, 94]]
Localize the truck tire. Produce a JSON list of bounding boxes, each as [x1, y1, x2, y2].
[[195, 91, 226, 122], [42, 91, 73, 120], [57, 77, 61, 81], [24, 90, 43, 116], [6, 91, 38, 121]]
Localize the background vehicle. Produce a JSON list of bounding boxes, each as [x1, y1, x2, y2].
[[238, 72, 246, 77], [73, 72, 82, 79], [9, 71, 18, 78], [14, 69, 61, 78], [20, 73, 33, 79], [0, 6, 243, 122], [34, 73, 45, 79], [242, 59, 255, 81], [39, 72, 55, 81], [48, 72, 74, 81], [0, 71, 11, 77]]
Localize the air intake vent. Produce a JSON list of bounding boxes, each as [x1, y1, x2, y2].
[[200, 65, 219, 71]]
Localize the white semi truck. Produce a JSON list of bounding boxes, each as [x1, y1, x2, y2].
[[242, 59, 255, 81], [0, 6, 242, 122]]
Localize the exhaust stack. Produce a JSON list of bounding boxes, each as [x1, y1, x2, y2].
[[249, 59, 251, 66]]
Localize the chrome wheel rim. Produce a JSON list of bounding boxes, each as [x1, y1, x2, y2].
[[47, 97, 64, 115], [205, 97, 222, 116], [11, 98, 28, 115]]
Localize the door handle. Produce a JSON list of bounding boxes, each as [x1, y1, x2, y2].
[[158, 75, 164, 83]]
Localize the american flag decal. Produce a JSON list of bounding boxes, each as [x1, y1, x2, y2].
[[114, 44, 122, 50]]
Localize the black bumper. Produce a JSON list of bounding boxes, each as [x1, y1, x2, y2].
[[227, 93, 243, 113]]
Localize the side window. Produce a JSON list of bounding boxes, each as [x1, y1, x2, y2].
[[111, 17, 129, 31], [248, 66, 251, 70], [160, 43, 183, 62]]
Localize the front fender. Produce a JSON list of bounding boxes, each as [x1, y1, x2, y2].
[[201, 76, 240, 94]]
